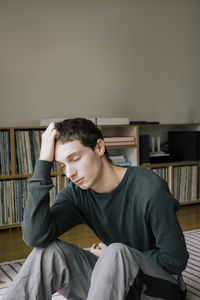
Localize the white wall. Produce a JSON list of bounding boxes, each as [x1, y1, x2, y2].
[[0, 0, 199, 126]]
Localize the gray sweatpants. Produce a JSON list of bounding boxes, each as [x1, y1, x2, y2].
[[3, 240, 184, 300]]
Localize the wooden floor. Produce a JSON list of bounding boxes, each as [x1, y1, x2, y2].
[[0, 224, 100, 263], [0, 203, 200, 263]]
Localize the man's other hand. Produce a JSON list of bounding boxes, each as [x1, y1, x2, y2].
[[90, 242, 107, 257]]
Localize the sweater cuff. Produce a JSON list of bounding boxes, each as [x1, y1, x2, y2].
[[32, 159, 53, 180]]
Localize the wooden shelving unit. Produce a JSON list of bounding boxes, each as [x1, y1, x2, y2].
[[0, 123, 200, 229]]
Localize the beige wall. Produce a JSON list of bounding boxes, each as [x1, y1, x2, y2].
[[0, 0, 199, 127]]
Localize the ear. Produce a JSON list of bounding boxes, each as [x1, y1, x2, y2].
[[95, 139, 105, 157]]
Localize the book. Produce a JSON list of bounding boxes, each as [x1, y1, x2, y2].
[[105, 140, 136, 146], [104, 136, 135, 142], [109, 155, 126, 162], [96, 117, 129, 125], [129, 121, 160, 125], [0, 130, 11, 175], [115, 161, 132, 167]]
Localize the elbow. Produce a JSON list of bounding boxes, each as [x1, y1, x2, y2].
[[22, 231, 44, 248], [169, 250, 189, 274], [23, 233, 50, 248], [22, 223, 50, 248]]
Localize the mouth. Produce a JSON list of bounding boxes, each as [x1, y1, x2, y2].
[[74, 178, 84, 185]]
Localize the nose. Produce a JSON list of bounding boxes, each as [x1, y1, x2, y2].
[[65, 164, 76, 180]]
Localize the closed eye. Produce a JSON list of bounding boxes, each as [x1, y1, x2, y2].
[[72, 155, 80, 161]]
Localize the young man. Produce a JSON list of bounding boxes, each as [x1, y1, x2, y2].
[[4, 118, 188, 300]]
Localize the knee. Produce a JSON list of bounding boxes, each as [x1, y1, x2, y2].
[[30, 240, 74, 260], [105, 243, 129, 257], [28, 241, 59, 263], [100, 243, 140, 275], [30, 240, 81, 270], [104, 243, 139, 263]]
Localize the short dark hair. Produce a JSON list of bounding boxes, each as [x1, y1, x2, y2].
[[55, 118, 112, 162]]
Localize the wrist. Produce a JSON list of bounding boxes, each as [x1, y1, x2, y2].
[[33, 160, 53, 179], [39, 152, 54, 162], [39, 156, 53, 162]]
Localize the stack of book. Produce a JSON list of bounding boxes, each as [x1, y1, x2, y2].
[[0, 179, 28, 225], [15, 129, 44, 174], [15, 129, 57, 174], [104, 136, 136, 147], [152, 168, 170, 187], [0, 176, 60, 226], [49, 176, 59, 207], [95, 117, 129, 125], [173, 165, 200, 202], [0, 130, 11, 175], [109, 155, 132, 167]]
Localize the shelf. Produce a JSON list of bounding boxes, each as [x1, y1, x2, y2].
[[106, 144, 137, 149], [98, 124, 132, 128], [137, 123, 200, 128], [0, 223, 21, 230], [0, 174, 33, 180], [0, 171, 62, 180], [140, 161, 200, 169], [171, 161, 200, 167], [180, 200, 200, 206]]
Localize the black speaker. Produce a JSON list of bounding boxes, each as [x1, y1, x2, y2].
[[139, 135, 150, 164], [168, 131, 200, 162], [197, 133, 200, 160]]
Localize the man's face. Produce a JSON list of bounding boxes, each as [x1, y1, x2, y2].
[[55, 139, 103, 190]]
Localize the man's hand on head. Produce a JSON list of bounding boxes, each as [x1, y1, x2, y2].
[[90, 242, 107, 257], [39, 122, 59, 162]]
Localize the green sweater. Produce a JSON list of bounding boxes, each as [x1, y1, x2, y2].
[[22, 160, 188, 275]]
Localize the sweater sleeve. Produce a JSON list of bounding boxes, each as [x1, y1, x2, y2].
[[142, 182, 189, 275], [22, 160, 83, 248]]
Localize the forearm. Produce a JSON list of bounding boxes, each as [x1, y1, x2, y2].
[[143, 185, 189, 275], [22, 160, 56, 247]]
